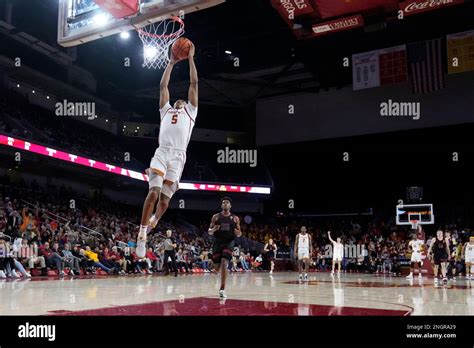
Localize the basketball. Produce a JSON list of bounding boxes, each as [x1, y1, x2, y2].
[[171, 37, 193, 61]]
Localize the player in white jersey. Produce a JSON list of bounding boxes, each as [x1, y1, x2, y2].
[[463, 236, 474, 280], [328, 231, 343, 276], [406, 227, 425, 279], [294, 226, 312, 282], [136, 44, 198, 258]]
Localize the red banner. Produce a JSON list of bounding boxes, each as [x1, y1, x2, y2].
[[94, 0, 139, 19], [312, 15, 364, 37], [311, 0, 398, 19], [399, 0, 465, 16], [272, 0, 314, 20]]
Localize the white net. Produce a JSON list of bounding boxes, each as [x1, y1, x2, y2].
[[136, 16, 185, 69]]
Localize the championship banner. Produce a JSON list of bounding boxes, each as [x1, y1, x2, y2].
[[352, 50, 380, 90], [312, 15, 363, 37], [399, 0, 465, 17], [378, 45, 408, 86], [447, 30, 474, 74]]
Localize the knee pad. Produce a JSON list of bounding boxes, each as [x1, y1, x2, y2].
[[148, 171, 164, 190]]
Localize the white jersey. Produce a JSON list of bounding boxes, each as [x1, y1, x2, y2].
[[159, 102, 198, 151], [465, 243, 474, 261], [409, 239, 424, 253], [333, 242, 343, 260], [297, 234, 310, 249]]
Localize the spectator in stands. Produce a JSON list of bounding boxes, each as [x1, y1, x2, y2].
[[252, 254, 263, 270], [176, 248, 190, 273], [61, 243, 81, 275], [110, 246, 127, 275], [81, 246, 113, 274], [41, 241, 65, 276], [22, 240, 47, 276], [99, 247, 121, 274], [131, 248, 151, 274], [0, 236, 18, 278], [240, 251, 250, 271], [145, 247, 159, 272], [72, 244, 92, 274]]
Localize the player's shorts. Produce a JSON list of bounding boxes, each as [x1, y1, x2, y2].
[[298, 248, 309, 259], [267, 251, 275, 261], [433, 253, 448, 265], [410, 251, 422, 263], [148, 147, 186, 198], [212, 239, 235, 264], [466, 256, 474, 264], [333, 254, 343, 262]]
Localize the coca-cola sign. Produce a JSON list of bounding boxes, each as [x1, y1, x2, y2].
[[312, 15, 364, 37], [400, 0, 464, 16]]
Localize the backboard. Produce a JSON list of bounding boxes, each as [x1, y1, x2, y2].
[[396, 203, 434, 229], [57, 0, 224, 47]]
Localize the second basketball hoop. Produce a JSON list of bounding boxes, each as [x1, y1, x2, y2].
[[135, 16, 185, 69]]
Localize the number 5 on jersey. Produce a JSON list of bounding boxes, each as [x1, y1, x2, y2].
[[171, 114, 178, 124]]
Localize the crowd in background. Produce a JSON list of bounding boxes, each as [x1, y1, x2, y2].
[[1, 175, 473, 278]]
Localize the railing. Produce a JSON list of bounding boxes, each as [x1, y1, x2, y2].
[[21, 199, 104, 241]]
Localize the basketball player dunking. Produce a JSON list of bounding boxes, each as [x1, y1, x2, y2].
[[208, 197, 242, 298], [136, 43, 198, 258], [294, 226, 312, 282]]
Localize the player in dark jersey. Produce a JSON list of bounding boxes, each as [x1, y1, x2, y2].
[[264, 239, 277, 274], [445, 231, 458, 281], [427, 230, 450, 286], [208, 197, 241, 299]]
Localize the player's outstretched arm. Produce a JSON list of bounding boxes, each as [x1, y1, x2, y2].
[[188, 43, 198, 108], [327, 231, 335, 244], [160, 58, 177, 109]]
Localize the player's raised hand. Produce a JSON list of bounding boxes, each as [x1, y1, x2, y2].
[[170, 52, 179, 65], [188, 42, 195, 60]]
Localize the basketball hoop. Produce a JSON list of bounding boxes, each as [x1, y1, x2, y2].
[[135, 16, 185, 69], [410, 220, 419, 230]]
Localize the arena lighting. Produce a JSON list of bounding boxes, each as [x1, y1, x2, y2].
[[144, 46, 158, 60], [120, 31, 131, 40], [0, 135, 271, 195], [225, 50, 232, 55], [93, 13, 109, 26]]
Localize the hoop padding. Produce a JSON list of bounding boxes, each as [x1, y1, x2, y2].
[[136, 16, 185, 69]]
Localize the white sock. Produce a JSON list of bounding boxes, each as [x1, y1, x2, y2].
[[138, 225, 148, 239]]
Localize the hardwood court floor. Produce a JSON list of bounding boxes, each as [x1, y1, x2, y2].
[[1, 272, 473, 316]]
